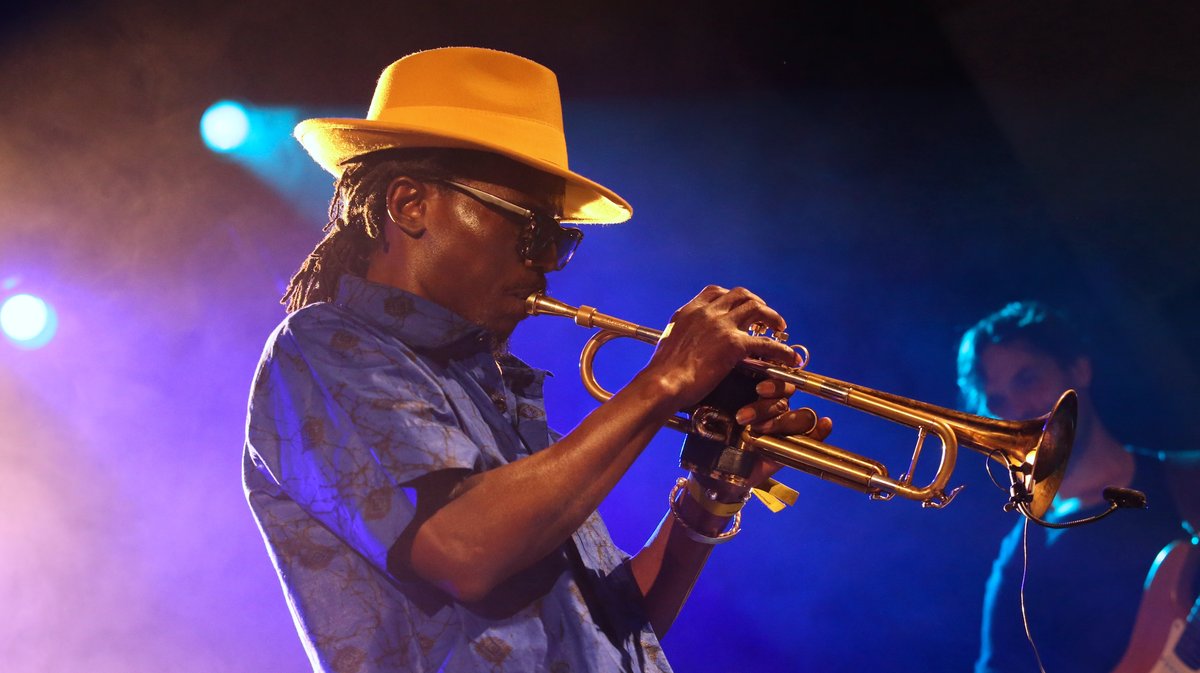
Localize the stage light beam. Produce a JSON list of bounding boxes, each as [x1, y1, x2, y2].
[[1, 293, 57, 349], [200, 100, 251, 153]]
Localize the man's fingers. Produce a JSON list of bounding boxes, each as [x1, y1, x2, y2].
[[755, 379, 796, 398], [725, 293, 787, 334], [810, 416, 834, 441], [749, 407, 818, 435], [745, 334, 801, 366], [736, 397, 790, 426]]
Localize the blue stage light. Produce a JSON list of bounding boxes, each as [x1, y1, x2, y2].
[[1, 293, 57, 349], [201, 100, 251, 153]]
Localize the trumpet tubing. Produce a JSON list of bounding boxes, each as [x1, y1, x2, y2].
[[526, 293, 1077, 518]]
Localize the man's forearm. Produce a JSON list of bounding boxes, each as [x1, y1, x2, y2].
[[406, 371, 681, 601], [630, 484, 741, 636]]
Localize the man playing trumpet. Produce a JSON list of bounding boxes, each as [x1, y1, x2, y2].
[[242, 47, 828, 673]]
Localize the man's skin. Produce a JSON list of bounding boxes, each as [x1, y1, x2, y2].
[[370, 153, 831, 636]]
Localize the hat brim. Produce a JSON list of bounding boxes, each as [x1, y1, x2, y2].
[[295, 118, 632, 225]]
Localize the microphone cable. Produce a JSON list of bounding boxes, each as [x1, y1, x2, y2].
[[1004, 469, 1148, 672]]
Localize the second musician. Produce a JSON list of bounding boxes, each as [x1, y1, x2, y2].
[[961, 301, 1197, 673]]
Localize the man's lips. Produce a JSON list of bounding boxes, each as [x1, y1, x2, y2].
[[507, 285, 546, 302]]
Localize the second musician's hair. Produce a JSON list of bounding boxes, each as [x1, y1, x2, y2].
[[957, 300, 1088, 415]]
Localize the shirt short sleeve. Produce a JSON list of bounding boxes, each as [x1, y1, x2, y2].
[[245, 306, 485, 574]]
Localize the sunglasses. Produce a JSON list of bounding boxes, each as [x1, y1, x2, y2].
[[439, 180, 583, 271]]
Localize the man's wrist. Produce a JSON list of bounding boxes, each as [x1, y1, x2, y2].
[[625, 368, 689, 423], [669, 476, 745, 543], [685, 474, 751, 517], [689, 472, 753, 505]]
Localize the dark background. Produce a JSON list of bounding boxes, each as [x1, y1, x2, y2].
[[1, 1, 1196, 671]]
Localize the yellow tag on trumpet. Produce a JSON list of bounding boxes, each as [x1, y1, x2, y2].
[[751, 478, 800, 513]]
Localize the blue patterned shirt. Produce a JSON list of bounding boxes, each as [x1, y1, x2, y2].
[[243, 275, 671, 673]]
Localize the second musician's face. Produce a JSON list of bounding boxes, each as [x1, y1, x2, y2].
[[979, 340, 1094, 419], [977, 340, 1086, 421]]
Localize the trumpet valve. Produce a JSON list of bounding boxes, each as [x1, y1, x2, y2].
[[747, 322, 788, 343]]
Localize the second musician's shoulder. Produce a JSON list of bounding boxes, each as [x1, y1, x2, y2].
[[1127, 445, 1200, 467], [1130, 445, 1200, 531]]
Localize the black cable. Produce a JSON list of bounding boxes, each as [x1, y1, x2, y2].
[[1018, 518, 1050, 673]]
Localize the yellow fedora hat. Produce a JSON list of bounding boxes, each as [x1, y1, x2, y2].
[[294, 47, 632, 224]]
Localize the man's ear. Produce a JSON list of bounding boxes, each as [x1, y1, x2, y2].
[[386, 177, 429, 237]]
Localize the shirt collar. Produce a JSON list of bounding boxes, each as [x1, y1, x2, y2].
[[333, 275, 494, 357]]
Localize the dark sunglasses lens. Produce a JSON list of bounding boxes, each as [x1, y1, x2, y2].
[[523, 214, 582, 270], [554, 227, 582, 269]]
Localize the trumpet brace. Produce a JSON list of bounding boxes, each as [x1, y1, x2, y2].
[[679, 368, 765, 486]]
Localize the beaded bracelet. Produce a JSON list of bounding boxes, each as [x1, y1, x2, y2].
[[668, 477, 742, 545]]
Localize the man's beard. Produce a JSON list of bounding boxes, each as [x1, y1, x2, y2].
[[490, 335, 510, 359]]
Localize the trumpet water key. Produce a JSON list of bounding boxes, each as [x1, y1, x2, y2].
[[526, 293, 1078, 519]]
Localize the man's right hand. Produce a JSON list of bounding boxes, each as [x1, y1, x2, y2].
[[640, 285, 801, 412]]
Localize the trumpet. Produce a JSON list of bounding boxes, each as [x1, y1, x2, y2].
[[527, 293, 1077, 518]]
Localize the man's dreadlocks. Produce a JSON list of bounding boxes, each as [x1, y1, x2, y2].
[[280, 149, 473, 312]]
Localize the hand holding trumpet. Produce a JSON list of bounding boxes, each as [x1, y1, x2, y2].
[[652, 287, 828, 417]]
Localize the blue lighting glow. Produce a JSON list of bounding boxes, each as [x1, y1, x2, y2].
[[200, 100, 251, 153], [199, 102, 351, 222], [1, 293, 57, 349]]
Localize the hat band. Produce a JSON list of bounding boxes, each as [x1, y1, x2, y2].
[[364, 106, 570, 169]]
